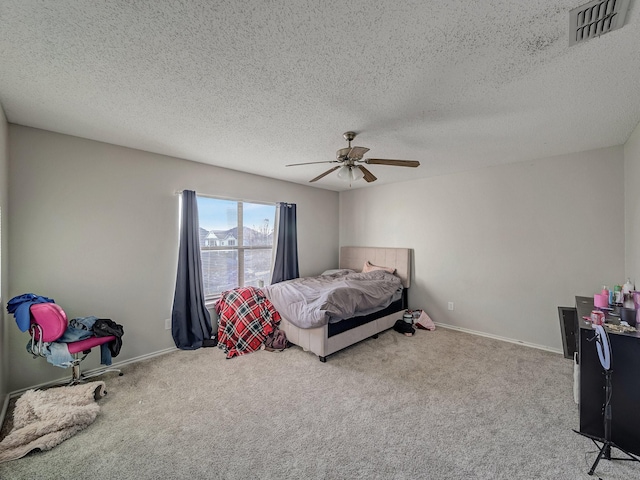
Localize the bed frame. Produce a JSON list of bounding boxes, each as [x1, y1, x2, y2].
[[279, 246, 411, 362]]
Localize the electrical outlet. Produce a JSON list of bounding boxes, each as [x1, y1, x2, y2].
[[448, 302, 454, 311], [165, 318, 171, 330]]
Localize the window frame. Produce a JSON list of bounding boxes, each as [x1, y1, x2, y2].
[[197, 195, 275, 302]]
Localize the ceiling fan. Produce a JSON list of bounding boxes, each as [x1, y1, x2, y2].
[[286, 131, 420, 183]]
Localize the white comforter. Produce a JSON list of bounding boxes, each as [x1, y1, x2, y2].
[[261, 269, 403, 329]]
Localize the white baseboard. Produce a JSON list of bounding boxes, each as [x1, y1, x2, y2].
[[434, 322, 564, 355]]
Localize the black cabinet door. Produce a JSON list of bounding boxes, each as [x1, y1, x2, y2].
[[579, 328, 640, 455]]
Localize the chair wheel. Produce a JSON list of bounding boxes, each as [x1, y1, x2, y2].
[[118, 372, 124, 376]]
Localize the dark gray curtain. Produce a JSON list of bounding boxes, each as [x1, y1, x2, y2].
[[171, 190, 214, 349], [271, 202, 299, 284]]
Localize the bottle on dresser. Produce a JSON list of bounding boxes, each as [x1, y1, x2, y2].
[[623, 278, 635, 308]]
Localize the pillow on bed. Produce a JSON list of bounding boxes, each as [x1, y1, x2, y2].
[[320, 269, 354, 276], [362, 261, 396, 274]]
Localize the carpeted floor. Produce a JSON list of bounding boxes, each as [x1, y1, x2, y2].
[[0, 327, 637, 479]]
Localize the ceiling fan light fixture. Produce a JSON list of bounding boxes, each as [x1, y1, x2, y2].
[[351, 166, 364, 181], [337, 165, 351, 181]]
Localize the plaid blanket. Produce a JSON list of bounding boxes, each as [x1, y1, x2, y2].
[[215, 286, 281, 359]]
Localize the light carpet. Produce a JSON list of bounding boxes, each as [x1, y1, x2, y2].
[[0, 327, 637, 479]]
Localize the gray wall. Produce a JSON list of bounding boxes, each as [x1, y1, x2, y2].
[[0, 106, 8, 407], [5, 120, 640, 392], [339, 146, 626, 351], [7, 125, 339, 391], [625, 121, 640, 283]]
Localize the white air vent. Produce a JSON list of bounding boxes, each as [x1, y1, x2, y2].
[[569, 0, 631, 45]]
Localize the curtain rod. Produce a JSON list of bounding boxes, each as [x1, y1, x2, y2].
[[174, 190, 284, 207]]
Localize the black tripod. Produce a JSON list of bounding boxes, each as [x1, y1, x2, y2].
[[574, 326, 640, 476]]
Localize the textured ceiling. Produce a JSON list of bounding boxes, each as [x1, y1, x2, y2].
[[1, 0, 639, 191]]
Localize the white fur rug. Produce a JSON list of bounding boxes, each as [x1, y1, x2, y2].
[[0, 381, 106, 463]]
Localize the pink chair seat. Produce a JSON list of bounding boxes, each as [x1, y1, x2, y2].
[[30, 302, 116, 352], [67, 335, 116, 354]]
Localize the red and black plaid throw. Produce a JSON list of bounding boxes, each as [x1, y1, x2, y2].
[[215, 286, 281, 359]]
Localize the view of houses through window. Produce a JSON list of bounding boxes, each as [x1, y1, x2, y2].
[[197, 196, 275, 299]]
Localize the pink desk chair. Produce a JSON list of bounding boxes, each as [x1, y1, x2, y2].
[[28, 303, 123, 385]]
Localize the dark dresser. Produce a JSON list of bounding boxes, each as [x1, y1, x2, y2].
[[575, 295, 640, 456]]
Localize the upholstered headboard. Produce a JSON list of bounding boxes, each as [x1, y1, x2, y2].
[[339, 246, 411, 288]]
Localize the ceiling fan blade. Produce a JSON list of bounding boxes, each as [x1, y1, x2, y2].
[[364, 158, 420, 167], [286, 160, 338, 167], [358, 165, 377, 183], [336, 147, 351, 160], [310, 166, 341, 182], [347, 146, 370, 160]]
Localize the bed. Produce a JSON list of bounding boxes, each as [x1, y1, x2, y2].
[[264, 246, 411, 362]]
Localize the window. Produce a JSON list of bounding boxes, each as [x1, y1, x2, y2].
[[197, 196, 275, 299]]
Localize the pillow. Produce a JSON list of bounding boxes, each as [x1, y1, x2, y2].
[[320, 269, 354, 276], [362, 261, 396, 274]]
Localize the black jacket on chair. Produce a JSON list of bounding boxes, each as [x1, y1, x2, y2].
[[92, 319, 124, 357]]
